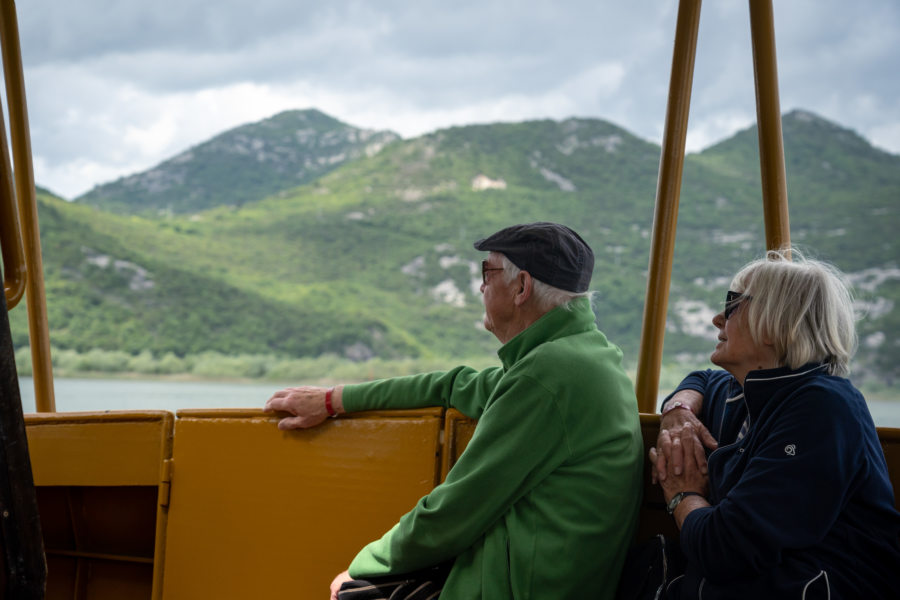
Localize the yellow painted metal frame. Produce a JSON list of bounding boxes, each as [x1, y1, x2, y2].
[[0, 0, 892, 597], [636, 0, 791, 412], [25, 411, 174, 599], [0, 0, 55, 411], [635, 0, 702, 412], [749, 0, 791, 251], [160, 408, 444, 599], [441, 409, 477, 482], [0, 94, 25, 308], [0, 0, 791, 418], [23, 409, 900, 598]]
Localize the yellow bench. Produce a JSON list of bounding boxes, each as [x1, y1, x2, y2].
[[160, 408, 444, 599], [25, 411, 173, 599], [24, 409, 900, 599]]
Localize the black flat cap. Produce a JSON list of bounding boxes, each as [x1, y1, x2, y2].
[[474, 222, 594, 292]]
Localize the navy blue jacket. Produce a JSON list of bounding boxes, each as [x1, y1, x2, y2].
[[663, 364, 900, 599]]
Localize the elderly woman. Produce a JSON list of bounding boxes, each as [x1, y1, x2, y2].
[[651, 249, 900, 599]]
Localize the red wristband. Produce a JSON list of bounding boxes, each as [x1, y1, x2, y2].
[[661, 400, 692, 416], [325, 387, 337, 417]]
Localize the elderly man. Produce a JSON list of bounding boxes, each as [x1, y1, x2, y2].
[[265, 222, 642, 600]]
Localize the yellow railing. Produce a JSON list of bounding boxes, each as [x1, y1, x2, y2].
[[634, 0, 702, 413], [0, 95, 25, 308], [635, 0, 791, 412], [21, 409, 900, 598], [0, 0, 55, 411], [0, 0, 792, 416], [749, 0, 791, 251]]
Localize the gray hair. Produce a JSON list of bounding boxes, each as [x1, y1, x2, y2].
[[499, 254, 592, 312], [731, 248, 857, 376]]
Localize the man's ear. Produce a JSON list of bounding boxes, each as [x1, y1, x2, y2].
[[514, 271, 533, 306]]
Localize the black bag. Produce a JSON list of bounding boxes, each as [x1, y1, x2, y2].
[[615, 534, 685, 600], [337, 563, 451, 600]]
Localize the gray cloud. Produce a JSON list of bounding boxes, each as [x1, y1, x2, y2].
[[13, 0, 900, 198]]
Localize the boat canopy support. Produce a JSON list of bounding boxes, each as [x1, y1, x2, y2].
[[0, 0, 55, 412], [635, 0, 791, 412]]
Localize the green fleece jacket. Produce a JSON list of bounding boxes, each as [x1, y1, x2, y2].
[[342, 298, 643, 599]]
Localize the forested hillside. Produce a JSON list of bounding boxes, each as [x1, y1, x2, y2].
[[75, 109, 400, 215], [9, 109, 899, 386]]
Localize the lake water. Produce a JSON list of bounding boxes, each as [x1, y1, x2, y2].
[[16, 376, 281, 413], [14, 376, 900, 428]]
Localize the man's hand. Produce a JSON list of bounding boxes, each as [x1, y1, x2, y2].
[[264, 385, 343, 430], [330, 570, 352, 600], [650, 390, 717, 484]]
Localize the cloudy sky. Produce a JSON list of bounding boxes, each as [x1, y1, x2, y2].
[[13, 0, 900, 199]]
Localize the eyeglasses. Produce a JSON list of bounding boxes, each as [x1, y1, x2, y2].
[[724, 290, 750, 320], [481, 260, 504, 284]]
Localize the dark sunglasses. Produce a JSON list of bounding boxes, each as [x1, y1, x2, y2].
[[481, 260, 504, 284], [724, 290, 750, 320]]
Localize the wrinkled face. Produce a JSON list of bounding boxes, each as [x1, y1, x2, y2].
[[710, 292, 775, 384], [480, 253, 517, 343]]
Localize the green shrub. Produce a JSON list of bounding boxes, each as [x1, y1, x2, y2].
[[14, 346, 32, 376], [157, 352, 188, 374], [190, 352, 273, 379], [75, 348, 132, 372]]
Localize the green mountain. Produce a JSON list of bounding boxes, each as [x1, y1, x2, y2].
[[74, 109, 400, 215], [9, 109, 899, 387], [671, 110, 900, 382]]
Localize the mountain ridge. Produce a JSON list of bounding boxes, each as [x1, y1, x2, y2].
[[75, 108, 401, 215], [12, 108, 898, 387]]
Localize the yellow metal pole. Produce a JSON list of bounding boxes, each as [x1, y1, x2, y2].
[[635, 0, 702, 413], [0, 0, 55, 411], [0, 97, 26, 309], [749, 0, 790, 251]]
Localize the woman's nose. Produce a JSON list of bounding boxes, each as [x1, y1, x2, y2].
[[712, 311, 725, 328]]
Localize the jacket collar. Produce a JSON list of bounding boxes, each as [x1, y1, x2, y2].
[[497, 297, 596, 370], [742, 362, 829, 415]]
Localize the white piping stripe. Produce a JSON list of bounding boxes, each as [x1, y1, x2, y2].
[[665, 574, 684, 596], [653, 534, 667, 600], [801, 570, 831, 600], [724, 392, 745, 404], [746, 364, 827, 385]]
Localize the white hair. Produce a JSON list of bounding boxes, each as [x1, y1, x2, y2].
[[731, 247, 857, 376], [499, 254, 592, 312]]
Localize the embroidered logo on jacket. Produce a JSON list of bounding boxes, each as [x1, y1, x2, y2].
[[784, 444, 796, 456]]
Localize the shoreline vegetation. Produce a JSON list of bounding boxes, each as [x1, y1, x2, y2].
[[14, 346, 898, 404]]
